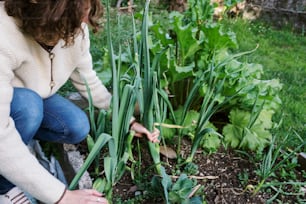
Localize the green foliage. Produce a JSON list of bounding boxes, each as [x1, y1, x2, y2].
[[147, 0, 282, 157], [222, 18, 306, 146], [173, 107, 221, 154], [200, 132, 221, 154], [253, 132, 306, 198], [174, 107, 199, 136], [68, 78, 112, 190], [150, 5, 239, 109], [213, 49, 282, 111], [69, 133, 111, 190], [74, 2, 140, 202], [183, 162, 199, 175], [160, 118, 177, 141], [103, 1, 282, 164], [237, 170, 249, 186], [134, 0, 164, 176], [185, 0, 215, 24], [150, 167, 203, 204], [223, 108, 274, 151], [99, 2, 141, 201], [168, 174, 196, 203], [68, 1, 304, 202]]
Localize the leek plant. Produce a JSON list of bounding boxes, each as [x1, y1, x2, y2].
[[96, 0, 139, 201], [68, 79, 112, 190], [253, 131, 306, 196], [125, 1, 202, 203], [69, 1, 139, 201], [127, 0, 173, 174], [85, 79, 109, 176], [136, 0, 163, 174], [72, 0, 170, 202], [177, 48, 258, 164], [69, 132, 112, 190]]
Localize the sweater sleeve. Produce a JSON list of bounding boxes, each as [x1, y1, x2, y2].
[[70, 25, 112, 110], [0, 48, 66, 203]]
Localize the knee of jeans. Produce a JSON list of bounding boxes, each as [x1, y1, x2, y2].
[[23, 98, 42, 123], [68, 113, 90, 144], [11, 89, 44, 128]]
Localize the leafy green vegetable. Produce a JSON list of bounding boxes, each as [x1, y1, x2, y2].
[[174, 107, 199, 136], [160, 118, 177, 140], [223, 109, 274, 151], [168, 174, 201, 204], [183, 162, 199, 175], [201, 133, 221, 154]]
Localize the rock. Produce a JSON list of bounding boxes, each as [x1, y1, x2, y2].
[[64, 147, 93, 189], [298, 152, 306, 171], [61, 92, 93, 189], [135, 191, 141, 196], [66, 92, 89, 109], [63, 143, 78, 151]]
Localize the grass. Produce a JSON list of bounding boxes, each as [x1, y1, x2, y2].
[[221, 18, 306, 147]]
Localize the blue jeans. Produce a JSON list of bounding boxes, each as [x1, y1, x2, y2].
[[0, 88, 90, 194]]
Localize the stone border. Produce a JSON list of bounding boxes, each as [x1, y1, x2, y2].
[[62, 144, 93, 189]]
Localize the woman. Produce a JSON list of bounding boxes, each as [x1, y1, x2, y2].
[[0, 0, 159, 203]]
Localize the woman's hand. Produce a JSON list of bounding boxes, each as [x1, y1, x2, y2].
[[57, 189, 108, 204], [130, 122, 160, 143]]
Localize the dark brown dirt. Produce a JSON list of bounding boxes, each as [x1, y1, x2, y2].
[[108, 139, 266, 203], [78, 137, 305, 204]]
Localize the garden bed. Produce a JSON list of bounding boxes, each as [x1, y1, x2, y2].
[[75, 137, 305, 203], [66, 92, 305, 203], [61, 1, 306, 202]]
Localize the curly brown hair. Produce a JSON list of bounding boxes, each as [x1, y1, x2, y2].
[[3, 0, 103, 46]]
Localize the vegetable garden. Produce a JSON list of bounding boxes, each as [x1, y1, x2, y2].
[[63, 0, 306, 203]]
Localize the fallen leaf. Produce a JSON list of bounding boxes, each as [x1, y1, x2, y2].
[[160, 145, 177, 159]]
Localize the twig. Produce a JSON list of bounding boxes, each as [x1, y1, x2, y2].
[[170, 175, 218, 180], [118, 5, 137, 10], [188, 184, 202, 198]]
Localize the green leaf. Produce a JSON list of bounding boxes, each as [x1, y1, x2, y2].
[[86, 135, 95, 152], [187, 128, 220, 163], [254, 109, 274, 129], [151, 22, 174, 46], [69, 133, 112, 190], [93, 178, 106, 193], [161, 166, 172, 204], [170, 62, 195, 83], [223, 108, 273, 151], [104, 156, 117, 184], [228, 109, 250, 127], [160, 118, 177, 140], [174, 108, 199, 136], [202, 24, 238, 50], [115, 151, 130, 182], [201, 133, 221, 153], [172, 174, 193, 192], [223, 124, 242, 148], [169, 174, 195, 203], [171, 13, 202, 63], [239, 128, 261, 150]]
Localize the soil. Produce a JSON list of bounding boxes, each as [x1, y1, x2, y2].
[[66, 94, 305, 203], [77, 137, 305, 204]]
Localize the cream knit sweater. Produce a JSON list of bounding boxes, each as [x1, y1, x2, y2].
[[0, 2, 111, 203]]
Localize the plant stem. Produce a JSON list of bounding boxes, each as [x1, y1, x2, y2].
[[253, 179, 265, 196]]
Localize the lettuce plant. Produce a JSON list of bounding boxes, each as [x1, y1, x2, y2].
[[223, 108, 274, 151]]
